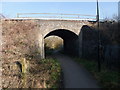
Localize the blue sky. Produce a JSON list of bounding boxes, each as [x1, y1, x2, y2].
[[1, 2, 119, 19]]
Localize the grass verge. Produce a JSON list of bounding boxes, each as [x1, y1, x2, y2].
[[75, 58, 120, 88], [40, 58, 62, 88], [20, 53, 62, 88]]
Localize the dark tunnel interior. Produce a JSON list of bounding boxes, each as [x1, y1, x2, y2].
[[44, 29, 78, 40], [44, 29, 79, 56]]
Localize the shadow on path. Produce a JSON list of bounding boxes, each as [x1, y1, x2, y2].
[[54, 53, 100, 88]]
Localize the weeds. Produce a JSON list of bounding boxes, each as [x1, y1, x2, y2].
[[2, 20, 62, 88], [41, 58, 62, 88], [75, 58, 120, 88]]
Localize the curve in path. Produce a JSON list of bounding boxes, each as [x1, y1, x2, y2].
[[54, 53, 100, 88]]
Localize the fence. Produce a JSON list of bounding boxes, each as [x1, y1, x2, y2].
[[17, 13, 97, 20]]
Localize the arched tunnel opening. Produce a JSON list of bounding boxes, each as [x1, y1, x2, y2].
[[44, 29, 79, 57], [44, 36, 63, 56]]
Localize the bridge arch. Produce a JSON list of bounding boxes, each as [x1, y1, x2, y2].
[[44, 29, 79, 57], [37, 20, 95, 59], [44, 29, 78, 40]]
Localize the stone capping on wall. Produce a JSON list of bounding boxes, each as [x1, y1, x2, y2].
[[1, 18, 96, 22]]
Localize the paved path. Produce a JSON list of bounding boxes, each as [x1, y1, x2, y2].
[[54, 53, 100, 88]]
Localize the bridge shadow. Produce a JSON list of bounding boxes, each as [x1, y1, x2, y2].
[[44, 29, 79, 57], [79, 25, 98, 60]]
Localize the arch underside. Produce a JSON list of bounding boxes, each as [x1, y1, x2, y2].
[[44, 29, 79, 56]]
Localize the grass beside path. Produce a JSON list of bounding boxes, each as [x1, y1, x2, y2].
[[21, 54, 62, 88], [75, 58, 120, 88], [41, 58, 62, 88]]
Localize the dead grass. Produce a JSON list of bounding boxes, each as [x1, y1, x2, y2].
[[1, 20, 62, 88], [94, 22, 119, 45]]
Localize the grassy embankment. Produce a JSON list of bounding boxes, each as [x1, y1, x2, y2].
[[21, 54, 62, 88], [2, 20, 62, 88], [38, 58, 62, 88], [75, 58, 120, 88], [42, 47, 63, 88]]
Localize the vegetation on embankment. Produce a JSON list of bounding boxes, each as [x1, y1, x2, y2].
[[2, 20, 62, 88], [93, 21, 119, 45], [40, 58, 62, 88], [75, 58, 120, 88], [25, 55, 62, 88], [3, 53, 62, 88]]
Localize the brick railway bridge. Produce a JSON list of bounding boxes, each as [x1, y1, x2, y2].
[[4, 13, 98, 59], [37, 19, 96, 59]]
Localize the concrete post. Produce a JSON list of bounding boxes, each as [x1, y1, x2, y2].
[[41, 37, 45, 59], [38, 34, 45, 59]]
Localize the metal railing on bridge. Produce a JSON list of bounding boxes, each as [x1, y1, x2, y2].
[[17, 13, 97, 21]]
